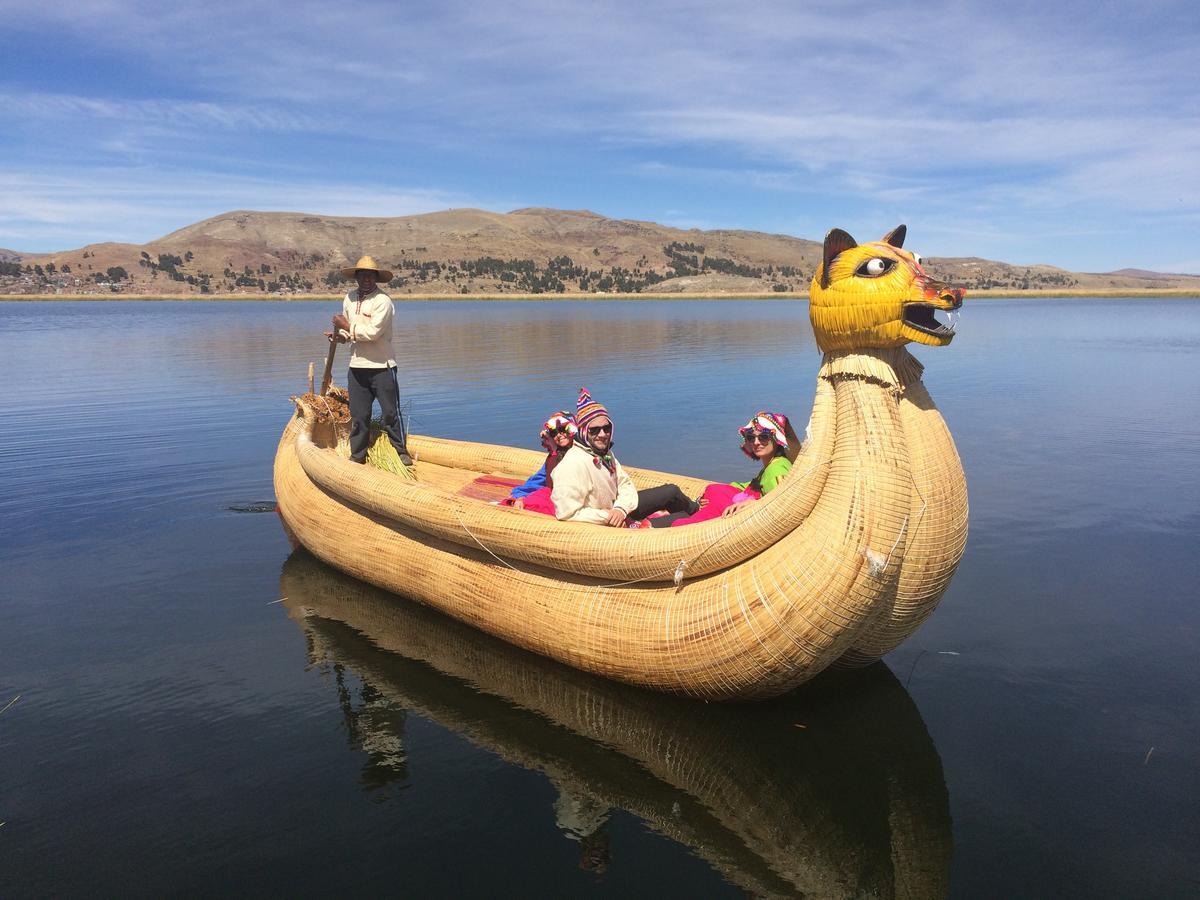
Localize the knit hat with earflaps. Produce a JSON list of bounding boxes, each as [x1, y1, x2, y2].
[[575, 388, 615, 463], [575, 388, 611, 436], [539, 411, 578, 442]]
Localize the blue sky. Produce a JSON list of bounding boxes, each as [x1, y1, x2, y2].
[[2, 0, 1198, 272]]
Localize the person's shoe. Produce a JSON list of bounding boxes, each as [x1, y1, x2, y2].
[[350, 457, 367, 465], [398, 450, 414, 466]]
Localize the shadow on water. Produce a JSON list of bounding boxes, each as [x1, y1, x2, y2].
[[225, 501, 278, 513], [280, 550, 953, 898]]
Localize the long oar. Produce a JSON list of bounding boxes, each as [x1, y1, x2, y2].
[[319, 337, 338, 395]]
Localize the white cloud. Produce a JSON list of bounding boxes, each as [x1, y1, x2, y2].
[[0, 92, 324, 132], [0, 0, 1198, 269], [0, 169, 488, 250]]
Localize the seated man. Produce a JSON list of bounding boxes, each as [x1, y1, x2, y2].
[[551, 388, 697, 527]]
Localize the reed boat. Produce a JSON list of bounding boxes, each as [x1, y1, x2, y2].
[[282, 551, 952, 897], [275, 225, 969, 700]]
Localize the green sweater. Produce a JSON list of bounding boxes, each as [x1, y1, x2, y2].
[[731, 456, 792, 495]]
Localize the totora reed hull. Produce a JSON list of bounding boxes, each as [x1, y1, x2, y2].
[[275, 225, 968, 700], [274, 345, 967, 701]]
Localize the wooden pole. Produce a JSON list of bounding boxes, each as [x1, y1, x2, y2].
[[320, 339, 337, 395], [308, 362, 315, 395]]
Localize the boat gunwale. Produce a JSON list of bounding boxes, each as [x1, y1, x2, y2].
[[289, 380, 836, 582]]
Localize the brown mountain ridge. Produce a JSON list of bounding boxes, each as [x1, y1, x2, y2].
[[4, 208, 1199, 296]]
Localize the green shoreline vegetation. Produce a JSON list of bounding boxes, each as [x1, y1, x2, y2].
[[4, 288, 1200, 302]]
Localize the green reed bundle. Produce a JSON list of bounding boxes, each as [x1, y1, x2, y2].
[[336, 421, 417, 480]]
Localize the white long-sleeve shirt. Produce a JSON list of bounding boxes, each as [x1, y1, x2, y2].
[[551, 445, 639, 524], [341, 288, 396, 368]]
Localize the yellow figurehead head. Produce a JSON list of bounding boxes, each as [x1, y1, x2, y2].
[[809, 225, 965, 353]]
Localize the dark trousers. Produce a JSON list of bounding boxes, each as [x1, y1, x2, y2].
[[632, 484, 698, 523], [347, 366, 409, 462]]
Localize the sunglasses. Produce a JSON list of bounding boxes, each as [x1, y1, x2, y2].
[[546, 424, 573, 435], [741, 430, 774, 444], [586, 423, 613, 437]]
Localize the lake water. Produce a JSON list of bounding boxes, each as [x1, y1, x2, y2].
[[1, 298, 1198, 897]]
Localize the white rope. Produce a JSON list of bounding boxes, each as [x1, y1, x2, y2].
[[596, 572, 674, 589], [866, 467, 929, 579], [447, 456, 834, 590], [907, 469, 930, 544], [453, 505, 673, 587], [454, 508, 527, 574], [454, 506, 671, 587], [686, 458, 833, 571], [888, 516, 910, 565], [583, 456, 834, 588], [869, 514, 909, 578]]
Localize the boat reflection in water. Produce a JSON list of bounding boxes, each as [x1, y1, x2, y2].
[[280, 551, 952, 897]]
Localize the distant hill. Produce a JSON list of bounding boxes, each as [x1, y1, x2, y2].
[[4, 208, 1199, 295], [0, 248, 22, 263], [1102, 268, 1191, 280]]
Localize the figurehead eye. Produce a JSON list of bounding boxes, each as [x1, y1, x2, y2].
[[857, 257, 895, 277], [912, 252, 924, 266]]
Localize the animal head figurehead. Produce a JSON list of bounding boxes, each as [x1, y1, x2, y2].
[[808, 225, 965, 353]]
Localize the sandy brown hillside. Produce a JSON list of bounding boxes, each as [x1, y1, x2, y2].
[[5, 208, 1200, 295]]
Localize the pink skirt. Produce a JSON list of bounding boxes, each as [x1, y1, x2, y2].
[[503, 486, 557, 516], [668, 482, 760, 527]]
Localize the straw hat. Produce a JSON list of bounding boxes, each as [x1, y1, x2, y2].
[[340, 255, 393, 282]]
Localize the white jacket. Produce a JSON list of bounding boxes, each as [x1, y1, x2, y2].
[[341, 288, 396, 368], [550, 445, 638, 524]]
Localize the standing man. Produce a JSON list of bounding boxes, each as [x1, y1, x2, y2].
[[551, 388, 697, 526], [327, 255, 413, 466]]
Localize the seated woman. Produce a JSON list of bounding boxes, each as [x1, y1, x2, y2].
[[650, 411, 799, 528], [503, 411, 577, 516]]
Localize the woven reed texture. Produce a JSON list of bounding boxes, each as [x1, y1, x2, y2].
[[275, 342, 967, 699], [281, 551, 952, 898], [839, 373, 969, 664], [292, 381, 834, 582]]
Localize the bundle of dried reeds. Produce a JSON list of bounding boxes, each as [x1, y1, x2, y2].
[[335, 425, 417, 480]]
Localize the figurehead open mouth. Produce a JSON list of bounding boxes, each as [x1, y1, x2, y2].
[[901, 282, 964, 342], [903, 294, 963, 338]]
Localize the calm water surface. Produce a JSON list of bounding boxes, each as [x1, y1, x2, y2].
[[1, 299, 1198, 896]]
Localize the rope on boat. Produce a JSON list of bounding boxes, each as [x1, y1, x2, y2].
[[454, 507, 530, 574], [684, 458, 833, 575], [868, 469, 928, 579], [450, 457, 835, 590], [452, 506, 676, 588]]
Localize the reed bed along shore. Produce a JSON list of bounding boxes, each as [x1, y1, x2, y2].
[[4, 288, 1200, 302], [1, 291, 792, 302]]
